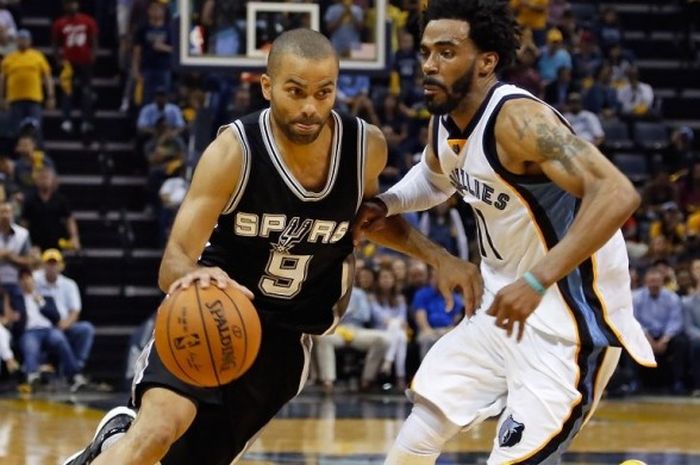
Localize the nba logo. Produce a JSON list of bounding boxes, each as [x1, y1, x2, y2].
[[174, 334, 201, 350]]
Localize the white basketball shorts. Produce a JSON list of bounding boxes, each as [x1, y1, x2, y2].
[[409, 310, 621, 464]]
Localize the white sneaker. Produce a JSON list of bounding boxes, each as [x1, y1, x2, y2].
[[70, 373, 89, 393], [61, 120, 74, 133]]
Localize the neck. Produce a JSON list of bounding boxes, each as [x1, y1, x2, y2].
[[447, 76, 498, 130], [0, 223, 10, 233]]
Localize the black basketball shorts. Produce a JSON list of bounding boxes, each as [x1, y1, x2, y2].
[[130, 317, 312, 465]]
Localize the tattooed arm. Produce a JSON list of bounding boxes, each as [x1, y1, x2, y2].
[[496, 98, 639, 286], [486, 98, 640, 339]]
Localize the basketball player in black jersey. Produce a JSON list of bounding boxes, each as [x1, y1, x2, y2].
[[62, 29, 481, 465]]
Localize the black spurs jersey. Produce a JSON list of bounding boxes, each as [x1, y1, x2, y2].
[[199, 109, 368, 334]]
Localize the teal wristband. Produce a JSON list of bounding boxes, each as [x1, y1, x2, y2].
[[523, 271, 547, 296]]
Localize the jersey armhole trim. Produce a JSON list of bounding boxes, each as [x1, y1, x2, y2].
[[482, 94, 574, 185], [221, 120, 251, 215], [430, 116, 441, 169], [355, 117, 367, 212]]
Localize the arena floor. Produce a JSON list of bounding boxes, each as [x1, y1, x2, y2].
[[1, 390, 700, 465]]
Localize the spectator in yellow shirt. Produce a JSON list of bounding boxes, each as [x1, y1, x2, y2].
[[0, 29, 55, 137], [510, 0, 550, 46]]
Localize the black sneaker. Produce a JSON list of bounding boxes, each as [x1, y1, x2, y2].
[[62, 406, 136, 465]]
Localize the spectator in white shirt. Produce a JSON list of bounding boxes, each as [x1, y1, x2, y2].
[[158, 165, 187, 246], [13, 267, 85, 391], [0, 201, 38, 299], [33, 248, 93, 373], [563, 92, 605, 147], [0, 289, 18, 374], [0, 2, 17, 39], [617, 66, 655, 118], [313, 265, 390, 394]]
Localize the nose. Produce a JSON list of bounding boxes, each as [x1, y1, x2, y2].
[[422, 51, 438, 75], [300, 100, 318, 119]]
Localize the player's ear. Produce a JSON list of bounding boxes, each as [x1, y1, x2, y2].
[[260, 74, 272, 101], [478, 52, 498, 77]]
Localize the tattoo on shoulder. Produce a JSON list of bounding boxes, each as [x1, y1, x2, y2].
[[510, 115, 530, 141], [532, 117, 588, 174]]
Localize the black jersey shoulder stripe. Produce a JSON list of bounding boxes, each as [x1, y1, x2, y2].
[[222, 119, 252, 215], [355, 117, 367, 212]]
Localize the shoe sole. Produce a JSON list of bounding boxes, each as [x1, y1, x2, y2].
[[61, 406, 136, 465]]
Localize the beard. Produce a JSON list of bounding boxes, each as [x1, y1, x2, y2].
[[424, 63, 475, 115], [270, 106, 327, 145]]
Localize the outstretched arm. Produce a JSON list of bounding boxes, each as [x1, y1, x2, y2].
[[353, 117, 456, 239], [487, 98, 640, 339], [356, 124, 482, 314], [374, 117, 456, 217]]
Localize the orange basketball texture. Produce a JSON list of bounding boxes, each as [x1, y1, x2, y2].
[[154, 284, 262, 388]]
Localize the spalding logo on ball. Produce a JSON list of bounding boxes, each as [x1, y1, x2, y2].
[[155, 283, 262, 388]]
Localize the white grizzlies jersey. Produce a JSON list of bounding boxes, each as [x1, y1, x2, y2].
[[433, 83, 654, 365]]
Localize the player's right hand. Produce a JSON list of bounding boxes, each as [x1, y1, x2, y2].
[[434, 252, 483, 317], [168, 266, 254, 299], [352, 198, 389, 245]]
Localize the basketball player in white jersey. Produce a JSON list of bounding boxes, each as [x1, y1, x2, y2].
[[354, 1, 656, 464]]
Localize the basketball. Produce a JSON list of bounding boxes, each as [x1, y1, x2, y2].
[[154, 283, 262, 388]]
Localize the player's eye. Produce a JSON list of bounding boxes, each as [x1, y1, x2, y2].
[[441, 49, 455, 59], [316, 89, 332, 98], [288, 88, 303, 97]]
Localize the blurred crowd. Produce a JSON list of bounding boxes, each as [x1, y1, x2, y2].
[[0, 0, 95, 393], [1, 0, 700, 396]]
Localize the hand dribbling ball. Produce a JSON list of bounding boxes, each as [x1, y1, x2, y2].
[[154, 283, 262, 387]]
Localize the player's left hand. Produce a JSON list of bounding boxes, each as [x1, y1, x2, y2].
[[434, 252, 483, 316], [486, 278, 543, 341], [352, 198, 388, 245]]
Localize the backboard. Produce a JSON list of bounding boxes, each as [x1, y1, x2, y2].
[[178, 0, 389, 72]]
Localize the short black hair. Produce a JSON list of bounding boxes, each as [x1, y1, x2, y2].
[[266, 28, 338, 77], [423, 0, 521, 73]]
